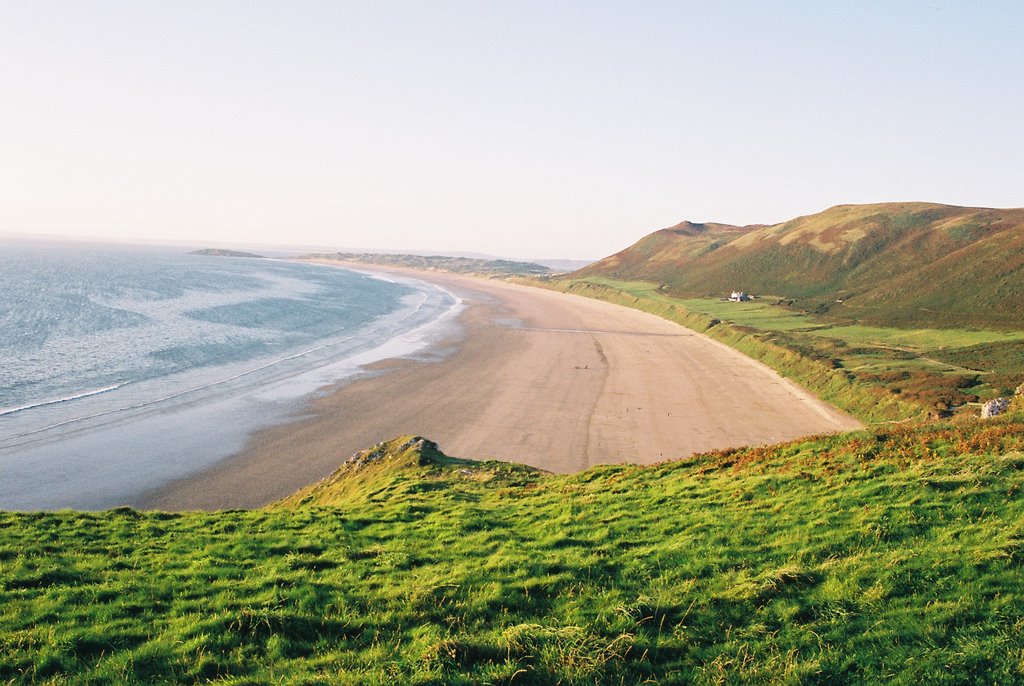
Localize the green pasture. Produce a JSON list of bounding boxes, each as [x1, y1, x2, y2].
[[677, 297, 1024, 349], [678, 298, 826, 332], [805, 324, 1024, 351]]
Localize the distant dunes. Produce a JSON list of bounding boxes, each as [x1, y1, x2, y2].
[[301, 252, 551, 276], [578, 203, 1024, 328]]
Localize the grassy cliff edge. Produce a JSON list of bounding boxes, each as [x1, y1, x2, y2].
[[4, 422, 1024, 683]]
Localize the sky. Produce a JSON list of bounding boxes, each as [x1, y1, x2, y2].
[[1, 1, 1022, 260]]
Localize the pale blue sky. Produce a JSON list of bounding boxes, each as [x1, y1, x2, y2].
[[1, 1, 1022, 259]]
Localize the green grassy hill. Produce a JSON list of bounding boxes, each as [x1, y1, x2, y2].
[[578, 203, 1024, 329], [4, 420, 1024, 684], [576, 220, 758, 283]]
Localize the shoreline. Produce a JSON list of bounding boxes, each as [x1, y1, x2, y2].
[[137, 264, 862, 511], [0, 262, 460, 511]]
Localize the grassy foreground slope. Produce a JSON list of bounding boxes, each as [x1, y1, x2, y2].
[[4, 422, 1024, 684]]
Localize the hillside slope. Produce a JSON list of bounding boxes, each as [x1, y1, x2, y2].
[[4, 422, 1024, 684], [577, 220, 757, 281], [579, 203, 1024, 328]]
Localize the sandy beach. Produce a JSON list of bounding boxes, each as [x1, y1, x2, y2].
[[137, 265, 862, 510]]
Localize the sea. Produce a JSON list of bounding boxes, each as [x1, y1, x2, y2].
[[0, 240, 461, 510]]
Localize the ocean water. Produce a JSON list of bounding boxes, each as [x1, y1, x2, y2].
[[0, 241, 460, 509]]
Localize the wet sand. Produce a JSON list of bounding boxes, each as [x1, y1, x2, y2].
[[137, 266, 862, 510]]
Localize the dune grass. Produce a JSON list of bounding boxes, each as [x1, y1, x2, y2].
[[3, 420, 1024, 684]]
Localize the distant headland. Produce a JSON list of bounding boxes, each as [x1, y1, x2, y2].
[[189, 248, 264, 258]]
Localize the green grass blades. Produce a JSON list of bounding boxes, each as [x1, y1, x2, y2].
[[3, 422, 1024, 684]]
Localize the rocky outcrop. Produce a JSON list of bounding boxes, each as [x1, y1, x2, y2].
[[343, 436, 434, 472], [981, 397, 1011, 418]]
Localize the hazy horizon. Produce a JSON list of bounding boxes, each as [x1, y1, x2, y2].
[[0, 229, 598, 263], [2, 1, 1022, 260]]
